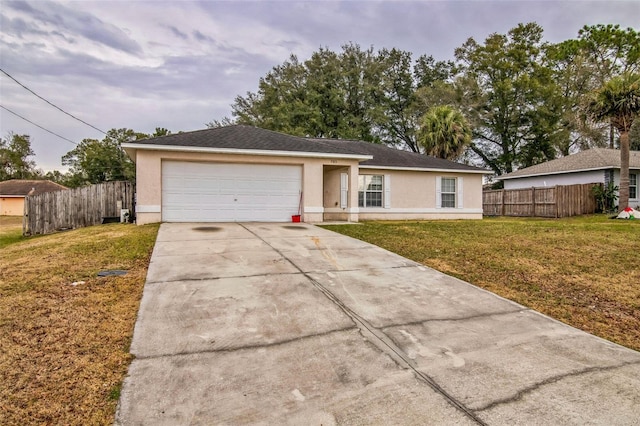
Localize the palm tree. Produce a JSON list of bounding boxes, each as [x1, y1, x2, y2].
[[588, 73, 640, 212], [418, 105, 472, 161]]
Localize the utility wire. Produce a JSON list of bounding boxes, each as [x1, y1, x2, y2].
[[0, 104, 78, 145], [0, 68, 107, 135]]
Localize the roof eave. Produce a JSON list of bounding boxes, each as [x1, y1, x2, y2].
[[121, 143, 373, 161], [497, 166, 614, 180], [359, 164, 492, 174]]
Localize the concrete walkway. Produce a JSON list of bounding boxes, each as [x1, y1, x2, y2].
[[115, 223, 640, 425]]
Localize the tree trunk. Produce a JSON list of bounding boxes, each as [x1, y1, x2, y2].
[[609, 121, 615, 149], [618, 131, 630, 212]]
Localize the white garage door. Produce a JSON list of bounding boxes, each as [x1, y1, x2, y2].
[[162, 161, 302, 222]]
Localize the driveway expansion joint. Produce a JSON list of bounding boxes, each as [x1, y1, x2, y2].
[[475, 360, 640, 412]]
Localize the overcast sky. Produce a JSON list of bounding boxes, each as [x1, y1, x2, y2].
[[1, 0, 639, 171]]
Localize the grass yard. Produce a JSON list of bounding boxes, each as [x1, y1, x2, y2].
[[0, 216, 24, 248], [323, 215, 640, 352], [1, 214, 637, 424], [0, 218, 159, 425]]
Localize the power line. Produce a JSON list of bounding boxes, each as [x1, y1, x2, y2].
[[0, 68, 107, 135], [0, 104, 78, 145]]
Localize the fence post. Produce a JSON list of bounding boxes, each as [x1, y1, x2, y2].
[[531, 187, 536, 216], [501, 189, 506, 216], [22, 196, 29, 236]]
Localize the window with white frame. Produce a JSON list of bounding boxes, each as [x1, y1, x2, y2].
[[440, 177, 457, 208], [358, 175, 383, 207], [631, 173, 637, 199]]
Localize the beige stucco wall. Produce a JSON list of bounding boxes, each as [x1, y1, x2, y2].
[[133, 149, 360, 225], [0, 197, 24, 216], [357, 168, 484, 220]]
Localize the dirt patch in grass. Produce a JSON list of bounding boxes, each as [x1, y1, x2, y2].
[[0, 222, 159, 425], [323, 215, 640, 351]]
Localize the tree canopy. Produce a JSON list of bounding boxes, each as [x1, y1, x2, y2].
[[213, 23, 639, 177], [418, 105, 471, 161], [61, 128, 146, 187], [454, 22, 562, 174], [227, 43, 454, 153], [0, 133, 37, 180]]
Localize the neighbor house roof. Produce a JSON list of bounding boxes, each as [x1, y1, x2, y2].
[[0, 180, 68, 196], [498, 148, 640, 180], [123, 125, 489, 174]]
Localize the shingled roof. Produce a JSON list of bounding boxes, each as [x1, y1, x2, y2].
[[314, 138, 487, 172], [0, 180, 68, 196], [128, 125, 365, 157], [125, 125, 489, 173], [498, 148, 640, 180]]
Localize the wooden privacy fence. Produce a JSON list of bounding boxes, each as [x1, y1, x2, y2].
[[483, 183, 600, 218], [23, 181, 135, 236]]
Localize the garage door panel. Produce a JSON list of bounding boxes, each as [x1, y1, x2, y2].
[[162, 161, 302, 222]]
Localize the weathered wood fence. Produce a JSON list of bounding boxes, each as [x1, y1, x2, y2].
[[23, 181, 135, 235], [483, 183, 600, 218]]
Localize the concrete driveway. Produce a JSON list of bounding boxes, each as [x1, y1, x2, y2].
[[115, 223, 640, 425]]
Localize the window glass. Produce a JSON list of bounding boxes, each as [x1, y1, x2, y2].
[[358, 175, 383, 207], [441, 177, 456, 208], [630, 174, 638, 199]]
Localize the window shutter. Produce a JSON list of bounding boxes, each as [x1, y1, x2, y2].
[[436, 176, 442, 208], [457, 177, 464, 209], [340, 173, 348, 208], [384, 174, 391, 208]]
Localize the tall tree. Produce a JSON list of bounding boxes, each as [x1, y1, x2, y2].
[[588, 73, 640, 211], [62, 128, 145, 187], [576, 24, 640, 148], [225, 44, 454, 152], [577, 24, 640, 80], [0, 133, 37, 180], [374, 48, 419, 151], [454, 23, 561, 175], [545, 40, 607, 156], [418, 105, 472, 160], [233, 53, 323, 137]]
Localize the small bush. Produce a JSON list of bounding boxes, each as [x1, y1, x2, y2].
[[592, 182, 618, 213]]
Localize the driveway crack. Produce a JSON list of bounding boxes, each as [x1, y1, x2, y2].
[[145, 271, 302, 285], [475, 361, 640, 412], [134, 325, 358, 360], [380, 308, 530, 330]]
